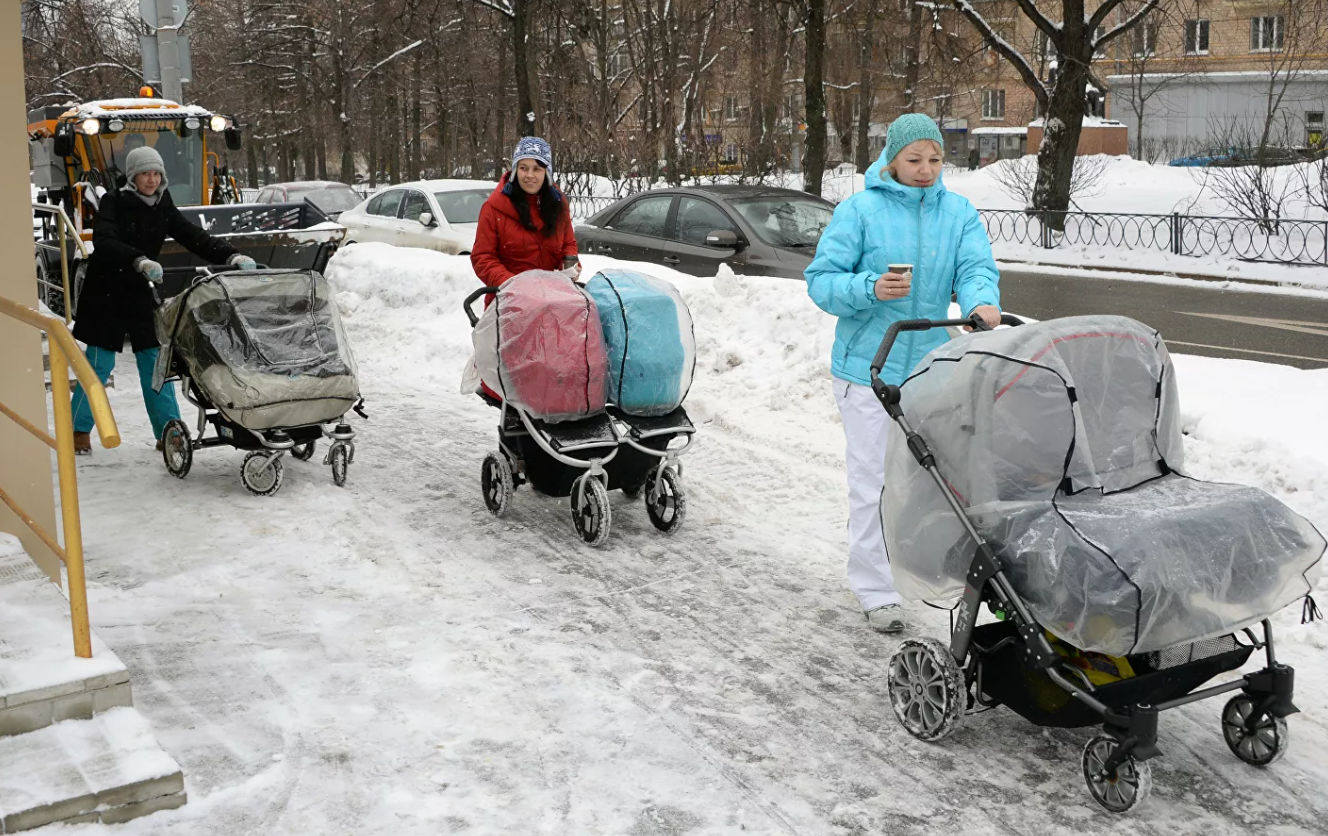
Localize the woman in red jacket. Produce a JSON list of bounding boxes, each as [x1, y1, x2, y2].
[[471, 136, 579, 287]]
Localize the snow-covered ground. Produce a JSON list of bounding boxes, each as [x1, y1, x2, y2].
[[53, 245, 1327, 835]]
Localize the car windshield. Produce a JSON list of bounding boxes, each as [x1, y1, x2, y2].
[[729, 195, 835, 248], [297, 187, 361, 214], [433, 189, 490, 224], [96, 123, 204, 206]]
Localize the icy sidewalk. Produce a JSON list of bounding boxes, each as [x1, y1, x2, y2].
[[42, 251, 1328, 835]]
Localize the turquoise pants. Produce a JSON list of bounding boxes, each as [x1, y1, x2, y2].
[[70, 346, 181, 440]]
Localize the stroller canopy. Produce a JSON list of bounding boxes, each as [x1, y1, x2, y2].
[[882, 315, 1324, 655], [154, 269, 360, 430]]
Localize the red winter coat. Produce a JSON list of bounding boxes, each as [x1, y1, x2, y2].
[[470, 173, 578, 288]]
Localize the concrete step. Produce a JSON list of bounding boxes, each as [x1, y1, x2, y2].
[[0, 546, 130, 739], [0, 707, 185, 831]]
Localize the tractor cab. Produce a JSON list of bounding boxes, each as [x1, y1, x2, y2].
[[28, 88, 243, 233]]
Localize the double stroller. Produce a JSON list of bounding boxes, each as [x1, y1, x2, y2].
[[870, 313, 1325, 812], [153, 266, 364, 496], [463, 269, 697, 546]]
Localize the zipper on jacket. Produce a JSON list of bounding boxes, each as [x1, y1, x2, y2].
[[901, 191, 925, 377]]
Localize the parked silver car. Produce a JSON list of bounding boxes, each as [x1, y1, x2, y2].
[[337, 179, 494, 254]]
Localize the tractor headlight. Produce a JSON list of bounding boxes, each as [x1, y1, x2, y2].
[[80, 118, 101, 135], [107, 118, 125, 133], [210, 115, 230, 132], [184, 117, 201, 131]]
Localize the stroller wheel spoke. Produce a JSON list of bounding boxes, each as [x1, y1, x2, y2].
[[1222, 695, 1290, 767], [1082, 735, 1151, 813], [886, 639, 965, 742]]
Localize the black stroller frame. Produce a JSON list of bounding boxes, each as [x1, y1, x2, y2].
[[157, 265, 361, 496], [464, 285, 695, 546], [870, 314, 1299, 813]]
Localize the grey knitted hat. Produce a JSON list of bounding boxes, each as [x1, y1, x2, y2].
[[123, 146, 169, 190]]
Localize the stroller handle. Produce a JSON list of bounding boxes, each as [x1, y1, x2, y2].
[[463, 285, 499, 327], [869, 312, 1025, 387]]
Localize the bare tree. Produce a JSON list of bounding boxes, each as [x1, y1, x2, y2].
[[951, 0, 1160, 223], [987, 152, 1109, 207]]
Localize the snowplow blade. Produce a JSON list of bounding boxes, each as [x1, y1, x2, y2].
[[156, 201, 346, 298]]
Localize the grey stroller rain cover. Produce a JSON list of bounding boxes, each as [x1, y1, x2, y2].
[[154, 270, 360, 430], [882, 315, 1325, 656]]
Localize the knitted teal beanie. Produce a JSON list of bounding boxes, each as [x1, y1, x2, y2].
[[884, 113, 944, 165]]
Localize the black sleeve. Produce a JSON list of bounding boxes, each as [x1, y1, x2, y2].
[[91, 195, 148, 270], [162, 195, 238, 265]]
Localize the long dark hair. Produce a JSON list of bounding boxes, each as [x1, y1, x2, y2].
[[506, 169, 565, 238]]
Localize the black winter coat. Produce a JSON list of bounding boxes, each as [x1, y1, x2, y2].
[[72, 189, 237, 352]]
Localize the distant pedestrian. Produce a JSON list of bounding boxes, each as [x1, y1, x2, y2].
[[805, 113, 1002, 633], [71, 146, 256, 453]]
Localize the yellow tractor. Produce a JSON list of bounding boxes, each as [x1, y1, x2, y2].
[[29, 88, 344, 317]]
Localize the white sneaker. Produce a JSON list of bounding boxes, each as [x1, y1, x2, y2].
[[865, 604, 906, 633]]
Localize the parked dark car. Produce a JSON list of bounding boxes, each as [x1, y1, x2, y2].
[[575, 186, 836, 279], [253, 180, 362, 219]]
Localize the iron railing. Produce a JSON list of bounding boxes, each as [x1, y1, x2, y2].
[[0, 295, 120, 658], [978, 209, 1328, 267], [568, 195, 619, 221]]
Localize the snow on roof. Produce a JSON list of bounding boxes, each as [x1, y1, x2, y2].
[[971, 127, 1028, 136], [74, 99, 213, 120], [1028, 117, 1123, 128]]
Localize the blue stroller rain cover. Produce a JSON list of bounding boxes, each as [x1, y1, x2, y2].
[[584, 269, 696, 416]]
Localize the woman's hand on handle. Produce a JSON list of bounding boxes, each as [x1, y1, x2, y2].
[[965, 305, 1002, 331]]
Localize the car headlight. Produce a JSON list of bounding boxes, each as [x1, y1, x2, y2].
[[210, 115, 229, 132], [80, 118, 101, 135], [184, 117, 201, 131]]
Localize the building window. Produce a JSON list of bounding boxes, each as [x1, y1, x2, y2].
[[723, 143, 738, 163], [1093, 25, 1107, 59], [1035, 30, 1053, 62], [723, 96, 738, 121], [1251, 16, 1284, 52], [1308, 112, 1325, 147], [982, 89, 1006, 120], [1184, 19, 1210, 55], [1131, 22, 1157, 57]]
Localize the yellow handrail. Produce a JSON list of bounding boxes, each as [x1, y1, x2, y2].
[[0, 294, 119, 658]]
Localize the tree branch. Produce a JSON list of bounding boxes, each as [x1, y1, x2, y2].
[[1093, 0, 1158, 47], [950, 0, 1048, 110]]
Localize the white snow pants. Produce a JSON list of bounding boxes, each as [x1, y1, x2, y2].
[[835, 379, 902, 611]]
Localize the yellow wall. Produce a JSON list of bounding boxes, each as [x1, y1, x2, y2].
[[1, 1, 60, 581]]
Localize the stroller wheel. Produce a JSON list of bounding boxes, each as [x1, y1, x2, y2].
[[161, 420, 192, 479], [1082, 735, 1152, 814], [887, 638, 965, 742], [291, 441, 316, 461], [329, 442, 350, 487], [1222, 695, 1290, 767], [240, 452, 284, 497], [481, 452, 514, 517], [645, 467, 686, 534], [570, 476, 611, 547]]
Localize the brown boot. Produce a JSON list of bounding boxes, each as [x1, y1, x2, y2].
[[73, 431, 92, 456]]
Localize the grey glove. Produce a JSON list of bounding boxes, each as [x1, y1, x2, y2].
[[228, 254, 258, 271], [134, 257, 164, 284]]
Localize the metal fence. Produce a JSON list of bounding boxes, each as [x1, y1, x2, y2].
[[568, 194, 619, 221], [978, 209, 1328, 267]]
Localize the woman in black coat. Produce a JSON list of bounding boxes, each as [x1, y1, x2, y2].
[[70, 145, 256, 453]]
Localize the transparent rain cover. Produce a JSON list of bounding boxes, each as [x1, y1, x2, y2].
[[583, 269, 696, 416], [154, 270, 360, 430], [881, 315, 1325, 655], [472, 270, 609, 423]]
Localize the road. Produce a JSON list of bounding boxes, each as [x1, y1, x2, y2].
[[998, 269, 1328, 369]]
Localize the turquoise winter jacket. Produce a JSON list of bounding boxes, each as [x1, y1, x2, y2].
[[805, 154, 1000, 387]]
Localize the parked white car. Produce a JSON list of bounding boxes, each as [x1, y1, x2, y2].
[[337, 179, 494, 254]]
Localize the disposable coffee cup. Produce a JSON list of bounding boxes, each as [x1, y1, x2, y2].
[[887, 263, 913, 297]]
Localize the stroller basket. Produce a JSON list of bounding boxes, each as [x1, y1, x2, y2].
[[975, 622, 1254, 729]]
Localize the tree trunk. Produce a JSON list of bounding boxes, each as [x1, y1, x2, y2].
[[1032, 54, 1090, 221], [803, 0, 828, 195], [317, 136, 328, 180], [411, 54, 422, 178], [246, 140, 259, 189], [904, 0, 924, 113], [855, 2, 878, 173], [513, 0, 537, 137]]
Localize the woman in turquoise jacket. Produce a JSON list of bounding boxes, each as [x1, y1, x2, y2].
[[806, 113, 1001, 634]]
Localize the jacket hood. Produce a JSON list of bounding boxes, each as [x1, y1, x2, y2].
[[864, 147, 947, 204]]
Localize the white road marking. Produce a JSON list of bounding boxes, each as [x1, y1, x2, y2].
[[1176, 312, 1328, 338]]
